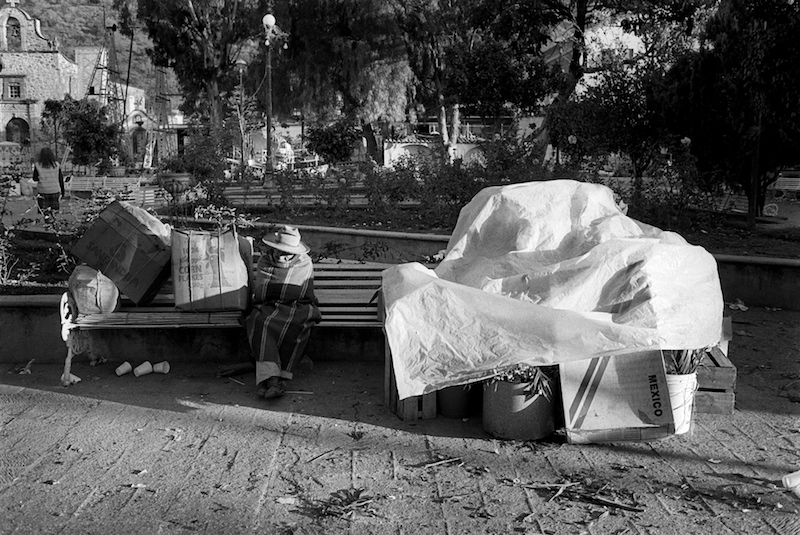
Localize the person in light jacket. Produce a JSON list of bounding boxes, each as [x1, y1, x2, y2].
[[32, 147, 65, 217]]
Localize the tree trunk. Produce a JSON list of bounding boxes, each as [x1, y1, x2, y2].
[[438, 103, 449, 147], [362, 122, 379, 164], [448, 103, 461, 162], [747, 115, 762, 229], [205, 78, 223, 131], [533, 0, 588, 162]]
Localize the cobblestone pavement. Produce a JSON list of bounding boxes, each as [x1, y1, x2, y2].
[[1, 307, 799, 535]]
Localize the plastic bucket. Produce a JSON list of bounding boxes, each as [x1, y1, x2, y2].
[[482, 381, 554, 441], [666, 372, 698, 435]]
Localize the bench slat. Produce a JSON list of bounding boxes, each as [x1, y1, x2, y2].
[[119, 294, 378, 307], [315, 280, 381, 289]]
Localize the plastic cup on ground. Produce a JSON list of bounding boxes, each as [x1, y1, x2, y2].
[[152, 361, 170, 374], [783, 469, 800, 490], [133, 361, 153, 377], [67, 373, 81, 385], [116, 361, 133, 376]]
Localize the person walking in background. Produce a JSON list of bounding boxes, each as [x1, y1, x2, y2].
[[245, 225, 321, 399], [32, 147, 64, 223]]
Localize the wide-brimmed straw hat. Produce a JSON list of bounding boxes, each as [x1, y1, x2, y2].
[[262, 225, 310, 254]]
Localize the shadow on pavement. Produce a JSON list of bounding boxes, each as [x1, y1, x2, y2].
[[0, 361, 490, 440]]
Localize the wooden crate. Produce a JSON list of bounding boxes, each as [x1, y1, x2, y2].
[[695, 345, 736, 415], [383, 340, 437, 422]]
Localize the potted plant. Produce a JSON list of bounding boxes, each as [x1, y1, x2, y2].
[[662, 349, 703, 435], [482, 364, 557, 441], [157, 155, 195, 197], [109, 141, 134, 177]]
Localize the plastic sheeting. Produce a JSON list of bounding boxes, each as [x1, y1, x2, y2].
[[383, 180, 724, 400]]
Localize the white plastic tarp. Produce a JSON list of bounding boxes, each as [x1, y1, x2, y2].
[[383, 180, 724, 400]]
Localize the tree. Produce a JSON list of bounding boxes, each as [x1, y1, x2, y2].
[[549, 67, 662, 192], [56, 97, 121, 170], [654, 0, 800, 224], [135, 0, 269, 130], [532, 0, 713, 152], [40, 99, 67, 161], [226, 84, 260, 181], [392, 0, 560, 159], [275, 0, 411, 161], [305, 118, 362, 164]]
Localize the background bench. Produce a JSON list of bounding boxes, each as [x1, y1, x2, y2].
[[770, 171, 800, 200], [65, 177, 166, 208], [66, 175, 143, 193]]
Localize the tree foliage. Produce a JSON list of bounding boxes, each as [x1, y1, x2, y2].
[[47, 97, 120, 168], [653, 0, 800, 219], [135, 0, 269, 129], [305, 118, 362, 164], [549, 67, 660, 182], [394, 0, 560, 152]]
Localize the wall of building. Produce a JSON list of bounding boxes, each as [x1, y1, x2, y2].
[[0, 4, 76, 155], [0, 5, 148, 170]]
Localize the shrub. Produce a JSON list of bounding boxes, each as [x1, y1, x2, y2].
[[305, 118, 362, 164], [621, 148, 721, 232]]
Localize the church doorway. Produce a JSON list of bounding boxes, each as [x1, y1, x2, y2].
[[6, 118, 29, 145]]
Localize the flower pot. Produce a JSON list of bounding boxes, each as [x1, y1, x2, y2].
[[110, 166, 127, 177], [482, 380, 555, 441], [158, 172, 194, 200], [437, 383, 482, 419], [666, 372, 698, 435]]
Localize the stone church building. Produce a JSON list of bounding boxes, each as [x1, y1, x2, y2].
[[0, 0, 145, 167]]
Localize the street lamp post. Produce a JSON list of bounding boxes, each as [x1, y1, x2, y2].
[[263, 13, 276, 174], [235, 58, 247, 182]]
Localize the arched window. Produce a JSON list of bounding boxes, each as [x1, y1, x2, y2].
[[6, 18, 21, 51], [6, 118, 29, 144]]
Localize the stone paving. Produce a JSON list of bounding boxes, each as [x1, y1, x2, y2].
[[1, 306, 799, 535]]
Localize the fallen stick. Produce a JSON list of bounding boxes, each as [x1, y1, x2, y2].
[[307, 447, 341, 463], [575, 493, 645, 513], [523, 482, 580, 490], [423, 457, 462, 469]]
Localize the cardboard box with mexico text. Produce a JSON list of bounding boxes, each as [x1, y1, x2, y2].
[[71, 201, 172, 305], [560, 350, 675, 444]]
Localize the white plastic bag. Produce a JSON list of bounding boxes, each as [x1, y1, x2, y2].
[[19, 178, 36, 197]]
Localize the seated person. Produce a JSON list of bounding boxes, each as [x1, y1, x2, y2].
[[244, 225, 321, 399]]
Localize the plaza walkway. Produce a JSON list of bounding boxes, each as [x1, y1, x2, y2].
[[1, 306, 799, 534]]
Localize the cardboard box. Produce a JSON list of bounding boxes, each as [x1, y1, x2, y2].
[[71, 201, 172, 305], [171, 228, 249, 312], [560, 350, 675, 444]]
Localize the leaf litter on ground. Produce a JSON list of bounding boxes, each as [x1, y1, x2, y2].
[[299, 487, 382, 520], [504, 475, 645, 513]]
